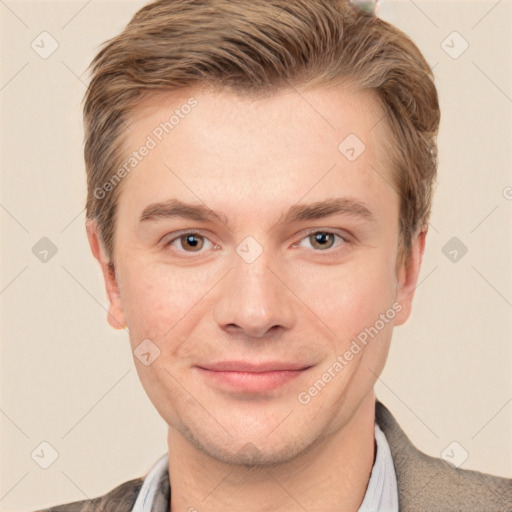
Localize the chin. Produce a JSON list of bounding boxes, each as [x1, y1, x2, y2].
[[178, 420, 320, 467]]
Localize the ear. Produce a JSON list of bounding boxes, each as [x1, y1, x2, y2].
[[86, 219, 127, 330], [393, 227, 427, 326]]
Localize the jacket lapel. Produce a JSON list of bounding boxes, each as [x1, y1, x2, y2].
[[375, 399, 512, 511]]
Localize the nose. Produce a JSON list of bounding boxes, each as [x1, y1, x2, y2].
[[212, 247, 297, 339]]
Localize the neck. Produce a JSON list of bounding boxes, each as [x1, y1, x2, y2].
[[167, 393, 376, 512]]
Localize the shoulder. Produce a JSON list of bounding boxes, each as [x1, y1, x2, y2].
[[375, 400, 512, 512], [32, 476, 144, 512]]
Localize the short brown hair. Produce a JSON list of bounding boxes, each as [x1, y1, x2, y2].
[[83, 0, 440, 266]]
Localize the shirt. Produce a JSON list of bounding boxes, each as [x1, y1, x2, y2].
[[132, 423, 398, 512]]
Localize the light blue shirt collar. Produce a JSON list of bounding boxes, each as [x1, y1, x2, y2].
[[132, 423, 398, 512], [358, 423, 399, 511]]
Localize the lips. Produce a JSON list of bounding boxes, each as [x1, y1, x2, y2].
[[195, 361, 312, 393], [197, 361, 311, 372]]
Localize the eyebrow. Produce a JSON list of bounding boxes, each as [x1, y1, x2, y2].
[[276, 197, 375, 225], [139, 197, 376, 227], [140, 199, 228, 224]]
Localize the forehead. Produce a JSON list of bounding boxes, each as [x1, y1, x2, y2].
[[116, 84, 396, 226], [129, 83, 387, 147]]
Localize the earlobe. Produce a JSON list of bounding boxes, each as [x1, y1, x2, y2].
[[393, 228, 428, 326], [85, 219, 127, 330]]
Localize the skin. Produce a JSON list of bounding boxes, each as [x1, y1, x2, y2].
[[87, 84, 426, 512]]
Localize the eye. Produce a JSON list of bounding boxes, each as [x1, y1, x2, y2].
[[296, 231, 347, 251], [165, 232, 215, 253]]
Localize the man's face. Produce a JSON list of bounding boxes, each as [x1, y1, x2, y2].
[[88, 85, 423, 465]]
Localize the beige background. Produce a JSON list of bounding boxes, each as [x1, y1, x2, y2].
[[1, 0, 511, 510]]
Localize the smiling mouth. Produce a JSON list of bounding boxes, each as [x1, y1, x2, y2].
[[195, 361, 313, 393]]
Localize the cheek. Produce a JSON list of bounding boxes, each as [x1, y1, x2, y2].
[[118, 262, 218, 345], [294, 256, 397, 341]]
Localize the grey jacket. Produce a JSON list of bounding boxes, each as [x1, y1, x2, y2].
[[35, 400, 512, 511]]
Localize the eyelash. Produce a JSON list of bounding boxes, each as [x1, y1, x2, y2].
[[164, 229, 349, 255]]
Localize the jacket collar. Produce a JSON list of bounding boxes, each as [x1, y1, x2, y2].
[[374, 399, 511, 510]]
